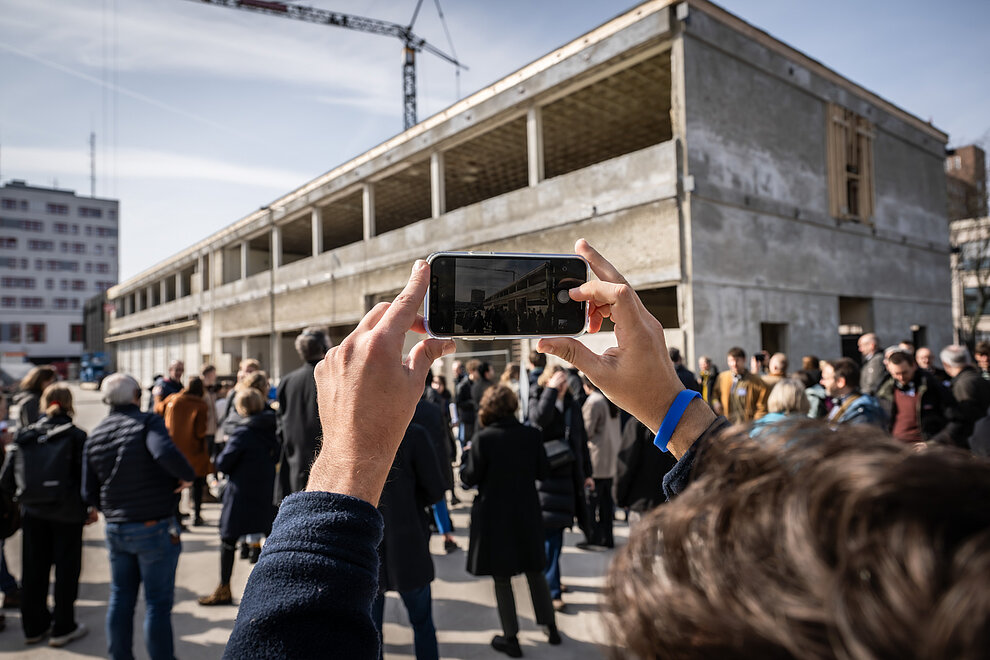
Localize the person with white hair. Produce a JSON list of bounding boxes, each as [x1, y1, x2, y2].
[[858, 333, 885, 395], [932, 345, 990, 448], [82, 374, 194, 660]]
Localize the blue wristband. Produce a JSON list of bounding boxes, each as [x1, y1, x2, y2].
[[654, 389, 702, 453]]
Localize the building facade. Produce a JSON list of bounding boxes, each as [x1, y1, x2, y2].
[[1, 180, 119, 364], [105, 0, 952, 386]]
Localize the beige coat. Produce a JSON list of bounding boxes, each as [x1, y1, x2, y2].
[[582, 391, 620, 480]]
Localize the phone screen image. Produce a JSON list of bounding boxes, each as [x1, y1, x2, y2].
[[427, 254, 588, 338]]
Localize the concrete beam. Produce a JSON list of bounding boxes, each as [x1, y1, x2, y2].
[[431, 152, 446, 218], [363, 184, 376, 240], [527, 106, 545, 186], [311, 207, 323, 257]]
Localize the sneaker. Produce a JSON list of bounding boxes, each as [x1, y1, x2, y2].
[[552, 598, 566, 612], [25, 625, 52, 644], [444, 538, 460, 554], [49, 623, 88, 648], [198, 584, 233, 606], [491, 635, 523, 657]]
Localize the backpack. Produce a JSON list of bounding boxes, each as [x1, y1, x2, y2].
[[13, 422, 76, 506]]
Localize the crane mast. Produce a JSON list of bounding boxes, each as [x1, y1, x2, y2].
[[184, 0, 465, 129]]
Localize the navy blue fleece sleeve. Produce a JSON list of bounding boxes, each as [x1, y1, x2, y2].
[[224, 491, 384, 660]]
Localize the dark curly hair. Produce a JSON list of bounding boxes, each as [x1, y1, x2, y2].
[[605, 422, 990, 659], [478, 384, 518, 427]]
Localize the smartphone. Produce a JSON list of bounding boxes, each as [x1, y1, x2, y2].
[[425, 252, 589, 339]]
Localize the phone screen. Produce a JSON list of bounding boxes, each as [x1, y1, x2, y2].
[[427, 253, 588, 338]]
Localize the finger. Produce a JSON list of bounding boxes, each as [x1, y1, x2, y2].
[[381, 260, 430, 336], [568, 280, 627, 307], [356, 302, 391, 333], [575, 238, 628, 285], [407, 338, 456, 377], [537, 337, 606, 379], [409, 313, 427, 335]]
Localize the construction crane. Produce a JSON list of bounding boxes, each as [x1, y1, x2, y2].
[[182, 0, 466, 130]]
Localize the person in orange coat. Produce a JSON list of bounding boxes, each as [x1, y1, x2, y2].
[[160, 376, 211, 526]]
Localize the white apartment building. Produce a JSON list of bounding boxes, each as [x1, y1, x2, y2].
[[0, 180, 120, 363]]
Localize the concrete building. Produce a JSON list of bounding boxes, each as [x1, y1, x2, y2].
[[950, 216, 990, 345], [946, 144, 987, 221], [1, 180, 119, 365], [105, 0, 952, 387]]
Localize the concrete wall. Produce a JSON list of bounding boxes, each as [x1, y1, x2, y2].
[[680, 7, 951, 364]]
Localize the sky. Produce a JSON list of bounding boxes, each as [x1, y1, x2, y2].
[[1, 0, 988, 281]]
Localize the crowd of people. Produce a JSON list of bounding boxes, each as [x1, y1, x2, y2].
[[1, 238, 990, 659]]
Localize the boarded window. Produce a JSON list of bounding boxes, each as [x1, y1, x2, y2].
[[826, 103, 875, 222]]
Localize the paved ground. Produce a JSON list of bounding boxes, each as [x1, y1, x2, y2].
[[0, 383, 622, 658]]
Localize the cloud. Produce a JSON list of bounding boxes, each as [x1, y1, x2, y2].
[[5, 145, 310, 190]]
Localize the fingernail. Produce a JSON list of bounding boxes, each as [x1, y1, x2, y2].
[[413, 260, 427, 273]]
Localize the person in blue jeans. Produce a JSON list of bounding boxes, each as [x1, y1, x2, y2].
[[83, 374, 194, 660]]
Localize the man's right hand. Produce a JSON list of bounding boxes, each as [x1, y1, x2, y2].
[[538, 239, 714, 457]]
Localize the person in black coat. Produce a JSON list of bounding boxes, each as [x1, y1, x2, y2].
[[373, 422, 446, 660], [460, 385, 560, 657], [199, 388, 279, 606], [0, 384, 95, 646], [615, 418, 677, 528], [275, 328, 329, 501], [528, 366, 592, 611], [414, 372, 460, 553]]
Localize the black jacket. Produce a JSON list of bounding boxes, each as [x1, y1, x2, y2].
[[377, 423, 445, 593], [931, 365, 990, 447], [216, 409, 279, 540], [528, 385, 591, 530], [875, 370, 953, 442], [414, 395, 453, 491], [460, 417, 548, 576], [276, 360, 322, 498], [675, 365, 701, 393], [455, 377, 476, 425], [615, 418, 677, 513], [83, 404, 194, 523], [0, 413, 88, 524]]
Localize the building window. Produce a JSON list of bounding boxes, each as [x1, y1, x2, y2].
[[964, 287, 984, 317], [72, 298, 79, 309], [95, 263, 110, 274], [0, 323, 20, 342], [826, 103, 875, 223], [94, 244, 103, 255], [27, 239, 54, 251], [71, 279, 86, 291], [46, 203, 69, 215], [79, 207, 102, 218], [53, 297, 70, 309], [45, 278, 54, 290], [70, 324, 84, 342], [85, 262, 92, 273], [109, 246, 116, 257], [54, 222, 69, 234], [25, 323, 46, 343], [0, 237, 16, 249], [1, 198, 16, 210], [109, 209, 117, 220], [21, 297, 44, 309], [0, 218, 42, 231], [0, 297, 15, 308], [94, 226, 118, 237], [1, 276, 35, 289]]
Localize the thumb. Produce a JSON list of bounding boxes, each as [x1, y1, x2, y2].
[[408, 338, 456, 379], [537, 337, 602, 377]]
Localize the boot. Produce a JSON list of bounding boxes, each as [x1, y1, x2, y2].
[[491, 635, 522, 657], [249, 543, 261, 564], [198, 584, 232, 606], [239, 542, 250, 560]]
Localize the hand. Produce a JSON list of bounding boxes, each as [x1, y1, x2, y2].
[[538, 239, 715, 457], [307, 260, 456, 505], [548, 370, 568, 392], [85, 508, 99, 525], [584, 477, 595, 491], [174, 480, 193, 493]]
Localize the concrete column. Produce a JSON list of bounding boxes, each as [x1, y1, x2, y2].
[[197, 255, 206, 292], [146, 285, 155, 309], [431, 152, 446, 218], [240, 337, 249, 366], [271, 332, 282, 381], [125, 294, 133, 315], [240, 242, 248, 280], [363, 183, 376, 240], [527, 106, 545, 187], [161, 280, 168, 304], [175, 272, 184, 299], [271, 224, 283, 269], [311, 207, 323, 257]]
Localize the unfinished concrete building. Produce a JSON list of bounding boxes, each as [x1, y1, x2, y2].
[[105, 0, 952, 385]]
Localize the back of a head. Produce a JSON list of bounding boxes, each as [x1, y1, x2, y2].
[[41, 383, 74, 417], [975, 341, 990, 358], [466, 359, 482, 376], [234, 387, 265, 418], [766, 377, 807, 414], [529, 350, 546, 369], [669, 347, 682, 364], [237, 370, 269, 395], [186, 376, 205, 397], [102, 373, 141, 407], [21, 365, 57, 395], [801, 355, 820, 371], [295, 327, 330, 362], [939, 344, 971, 369], [478, 384, 518, 427], [606, 425, 990, 659]]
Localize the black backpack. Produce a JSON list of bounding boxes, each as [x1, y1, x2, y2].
[[13, 421, 76, 506]]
